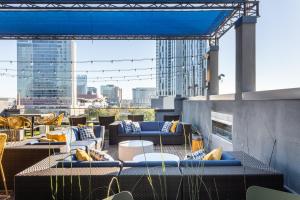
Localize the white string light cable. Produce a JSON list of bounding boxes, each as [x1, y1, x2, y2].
[[0, 61, 206, 81], [0, 54, 205, 64]]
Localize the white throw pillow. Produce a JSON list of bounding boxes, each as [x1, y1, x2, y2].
[[131, 122, 141, 133], [122, 120, 133, 133], [184, 149, 206, 160], [161, 121, 172, 133]]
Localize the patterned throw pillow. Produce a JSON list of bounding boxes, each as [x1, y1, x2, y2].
[[161, 121, 172, 133], [78, 126, 95, 140], [89, 149, 114, 161], [122, 120, 133, 133], [131, 122, 141, 133], [184, 149, 206, 160]]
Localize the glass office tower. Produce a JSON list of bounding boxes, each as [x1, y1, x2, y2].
[[156, 40, 207, 97], [17, 40, 76, 114]]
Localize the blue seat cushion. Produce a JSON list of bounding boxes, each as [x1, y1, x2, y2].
[[123, 161, 179, 167], [175, 123, 184, 133], [180, 160, 242, 167], [180, 152, 241, 167], [140, 131, 164, 135], [140, 122, 162, 131], [70, 140, 96, 150], [118, 123, 125, 134], [87, 137, 102, 146]]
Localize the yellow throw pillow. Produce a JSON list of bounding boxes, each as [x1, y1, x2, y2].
[[202, 147, 223, 160], [170, 121, 179, 133], [76, 149, 93, 161], [46, 133, 67, 142]]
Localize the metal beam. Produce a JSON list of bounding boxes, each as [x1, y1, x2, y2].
[[0, 1, 259, 11], [0, 35, 213, 40]]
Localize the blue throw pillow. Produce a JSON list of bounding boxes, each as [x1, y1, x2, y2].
[[161, 121, 172, 133]]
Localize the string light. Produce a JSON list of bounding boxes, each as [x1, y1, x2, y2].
[[0, 54, 204, 64]]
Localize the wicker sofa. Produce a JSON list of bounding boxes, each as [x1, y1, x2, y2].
[[109, 121, 191, 145], [65, 125, 105, 151], [15, 151, 284, 200]]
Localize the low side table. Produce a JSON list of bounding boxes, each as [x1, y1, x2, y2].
[[118, 140, 153, 161]]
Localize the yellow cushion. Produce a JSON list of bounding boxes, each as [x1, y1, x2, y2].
[[76, 149, 93, 161], [170, 121, 179, 133], [202, 147, 223, 160], [46, 133, 67, 142], [39, 137, 57, 142]]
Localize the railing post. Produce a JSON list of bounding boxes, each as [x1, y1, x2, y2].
[[207, 45, 219, 96], [235, 16, 257, 100]]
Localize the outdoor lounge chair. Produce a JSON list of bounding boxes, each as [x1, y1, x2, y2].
[[246, 186, 300, 200], [104, 191, 134, 200], [69, 115, 87, 126], [127, 115, 144, 122]]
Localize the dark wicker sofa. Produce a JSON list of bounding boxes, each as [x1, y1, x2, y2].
[[109, 121, 191, 145], [15, 151, 284, 200]]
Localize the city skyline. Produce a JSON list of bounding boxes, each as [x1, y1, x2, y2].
[[0, 0, 299, 99]]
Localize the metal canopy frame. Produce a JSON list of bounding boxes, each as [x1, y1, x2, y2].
[[0, 0, 259, 41]]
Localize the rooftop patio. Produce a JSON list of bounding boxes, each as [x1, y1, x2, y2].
[[0, 0, 299, 199]]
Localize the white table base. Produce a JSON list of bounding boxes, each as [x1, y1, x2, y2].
[[118, 140, 154, 161]]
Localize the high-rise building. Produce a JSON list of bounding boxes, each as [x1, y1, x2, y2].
[[77, 74, 87, 96], [100, 84, 122, 106], [17, 40, 77, 114], [156, 40, 207, 97], [132, 88, 156, 107]]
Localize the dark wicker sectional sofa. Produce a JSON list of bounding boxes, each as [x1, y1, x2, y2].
[[109, 121, 192, 145], [15, 151, 283, 200]]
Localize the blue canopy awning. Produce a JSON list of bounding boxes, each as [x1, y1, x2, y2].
[[0, 10, 233, 39]]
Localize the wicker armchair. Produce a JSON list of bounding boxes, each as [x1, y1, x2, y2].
[[35, 113, 56, 125], [6, 116, 31, 141], [0, 117, 8, 128], [127, 115, 144, 122], [0, 134, 8, 196], [41, 113, 64, 127]]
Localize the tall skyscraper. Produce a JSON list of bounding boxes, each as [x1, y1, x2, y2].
[[100, 84, 122, 106], [132, 88, 156, 107], [77, 74, 87, 96], [17, 40, 76, 114], [156, 40, 207, 97]]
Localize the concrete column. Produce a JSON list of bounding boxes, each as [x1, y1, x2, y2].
[[235, 16, 257, 100], [207, 45, 219, 95]]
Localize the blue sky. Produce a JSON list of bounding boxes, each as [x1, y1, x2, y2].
[[0, 0, 299, 99]]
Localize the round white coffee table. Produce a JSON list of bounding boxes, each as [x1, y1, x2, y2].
[[118, 140, 154, 161], [133, 153, 180, 162]]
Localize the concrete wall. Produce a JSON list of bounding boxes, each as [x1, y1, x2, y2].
[[151, 96, 175, 109], [182, 99, 300, 193], [155, 109, 176, 121]]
